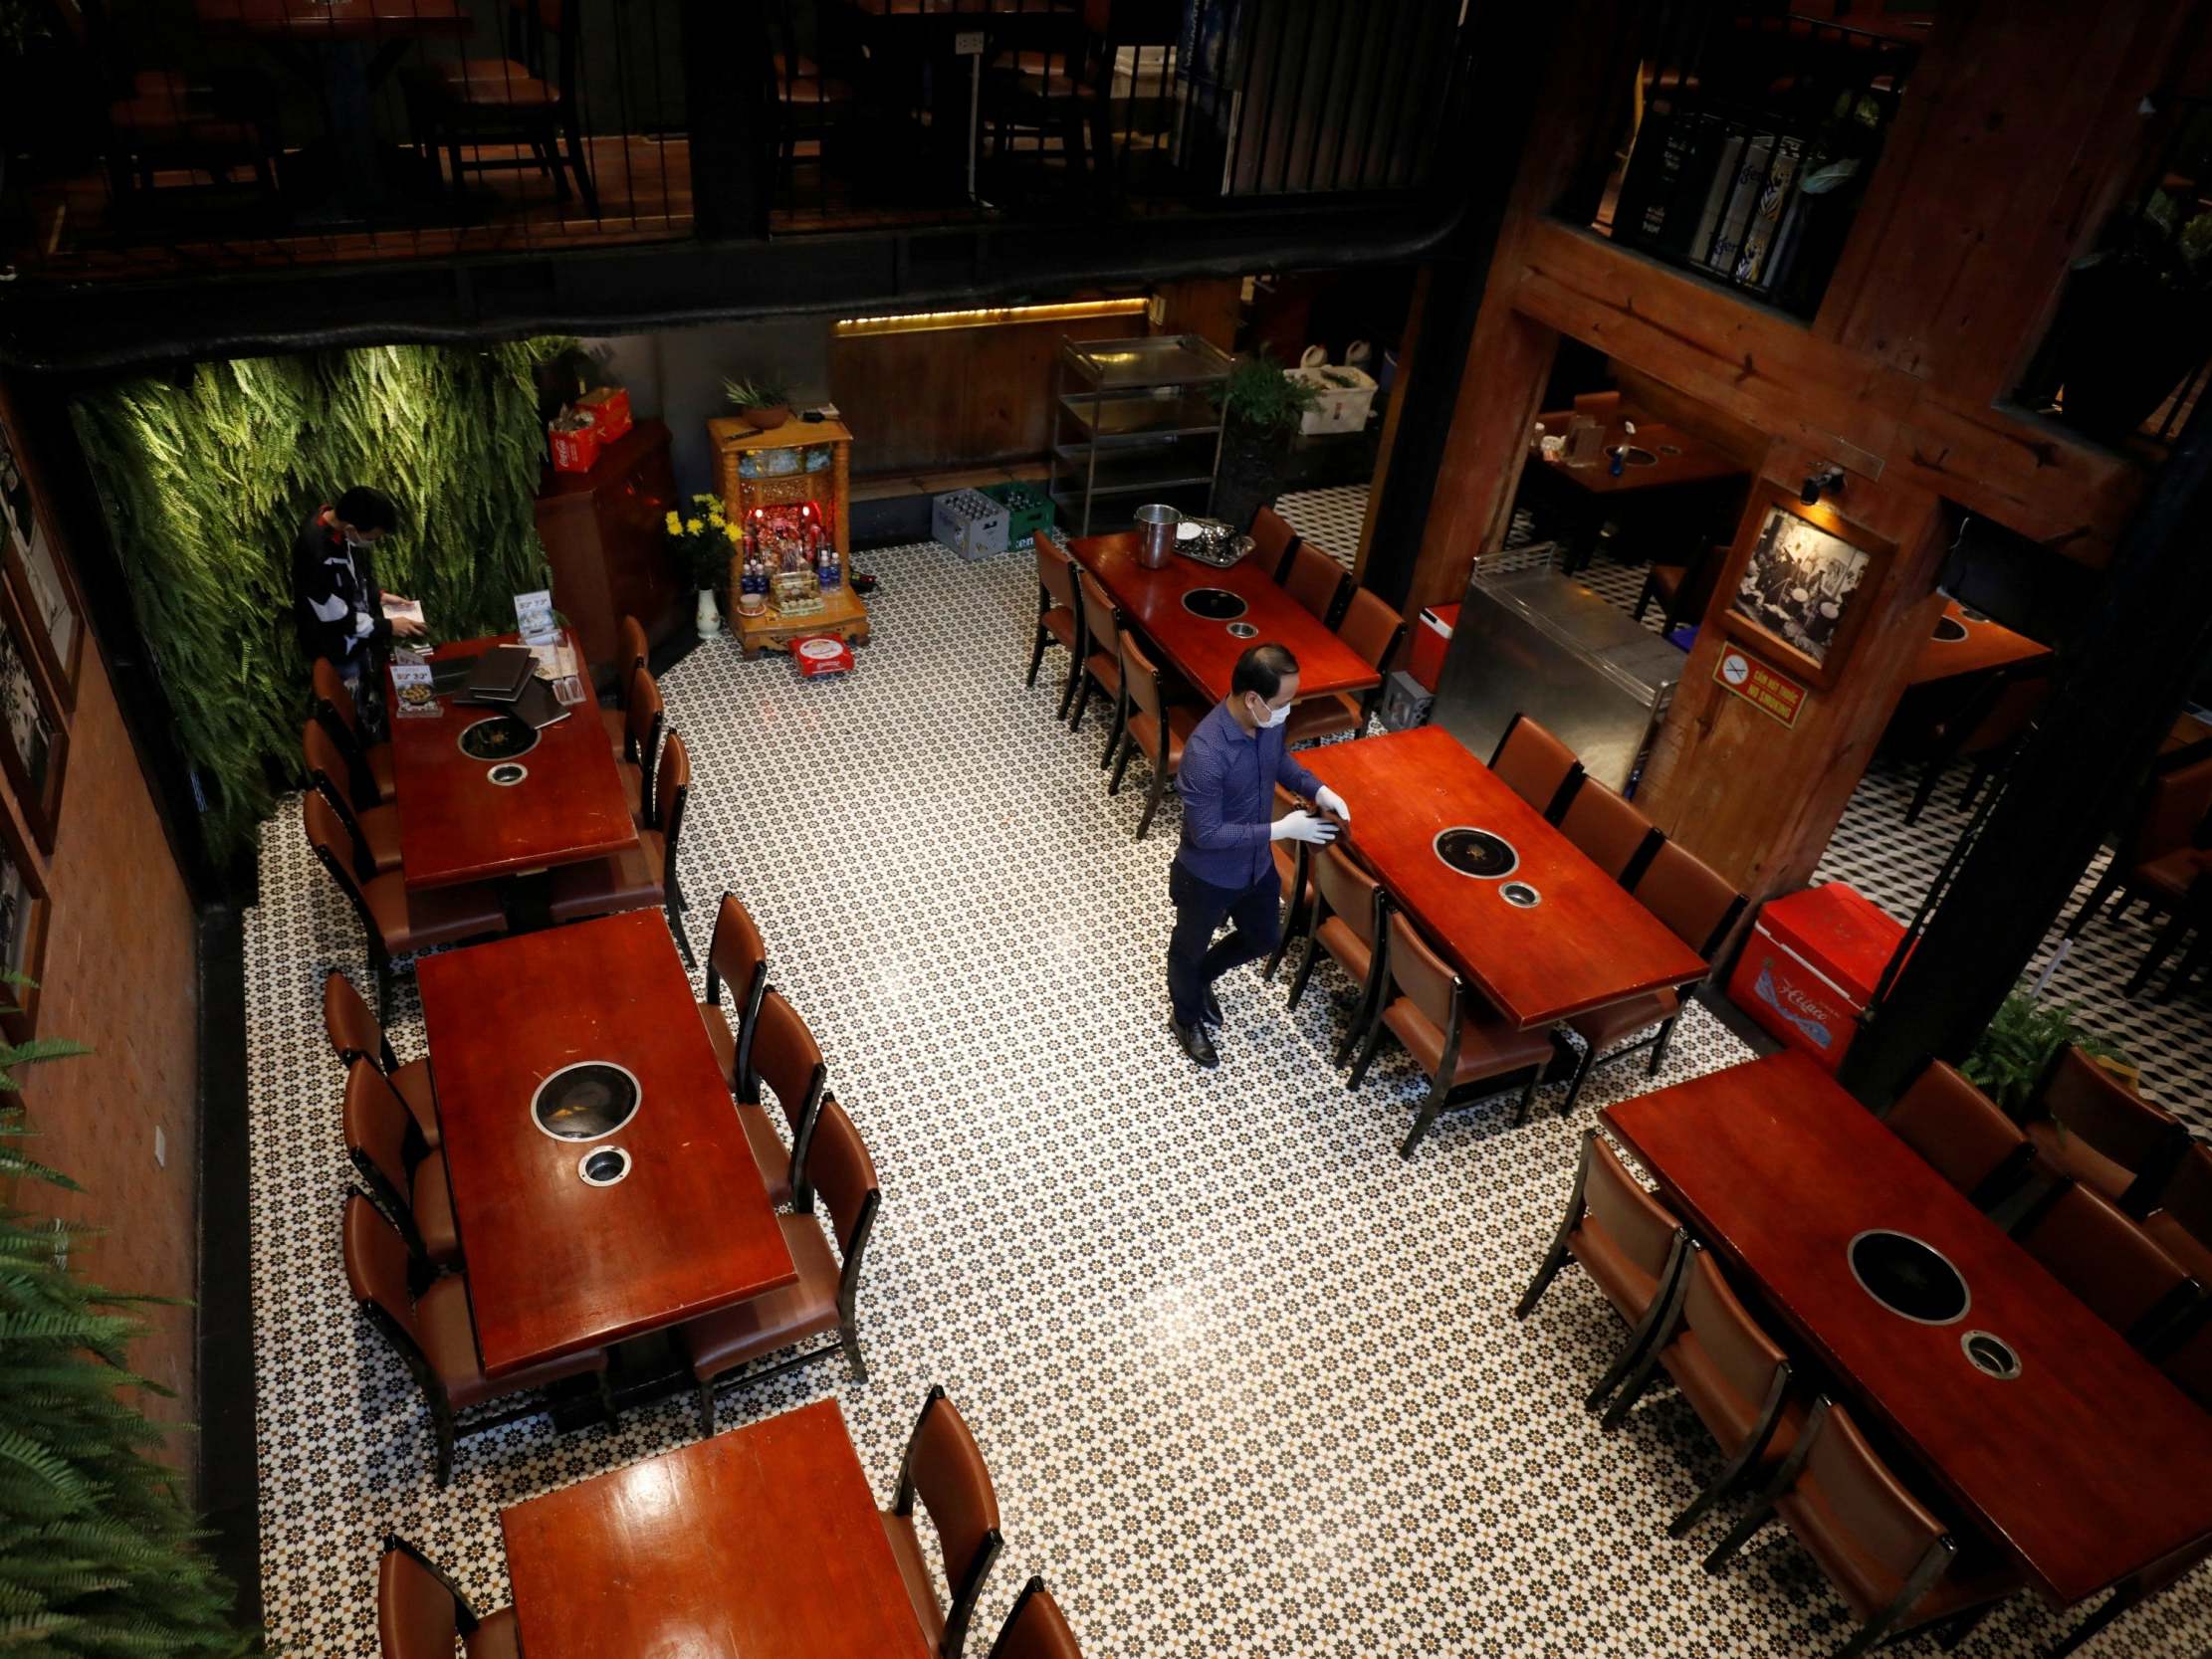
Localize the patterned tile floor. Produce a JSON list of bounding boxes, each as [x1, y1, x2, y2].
[[243, 536, 2212, 1656]]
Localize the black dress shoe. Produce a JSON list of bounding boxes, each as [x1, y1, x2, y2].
[[1173, 1019, 1219, 1069], [1203, 987, 1223, 1027]]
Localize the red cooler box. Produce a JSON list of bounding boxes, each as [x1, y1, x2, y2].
[[1724, 883, 1904, 1072], [1408, 602, 1460, 693]]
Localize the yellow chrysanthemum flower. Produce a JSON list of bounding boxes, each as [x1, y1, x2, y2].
[[724, 521, 743, 543], [665, 512, 682, 534], [685, 518, 704, 534]]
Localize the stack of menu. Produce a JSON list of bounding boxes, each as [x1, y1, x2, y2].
[[1612, 103, 1816, 303]]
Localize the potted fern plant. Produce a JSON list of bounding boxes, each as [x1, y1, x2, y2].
[[722, 374, 792, 433], [1960, 990, 2132, 1114], [1212, 348, 1318, 535]]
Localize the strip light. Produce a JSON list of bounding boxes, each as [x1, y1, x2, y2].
[[832, 298, 1150, 337]]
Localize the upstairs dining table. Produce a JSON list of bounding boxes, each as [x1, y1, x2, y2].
[[387, 631, 639, 892], [416, 910, 794, 1378], [1069, 531, 1381, 706], [1604, 1051, 2212, 1609], [1908, 598, 2052, 688], [1300, 726, 1707, 1030]]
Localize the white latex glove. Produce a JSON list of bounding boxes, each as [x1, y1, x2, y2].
[[1315, 785, 1350, 822], [1271, 810, 1339, 846]]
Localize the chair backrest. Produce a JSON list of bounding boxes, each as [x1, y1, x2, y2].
[[2161, 1316, 2212, 1413], [895, 1386, 1003, 1659], [989, 1576, 1082, 1659], [1882, 1060, 2028, 1204], [1959, 670, 2047, 754], [750, 988, 826, 1201], [1335, 586, 1406, 675], [1670, 1246, 1789, 1429], [1281, 541, 1348, 626], [324, 969, 390, 1072], [1249, 504, 1300, 579], [615, 614, 649, 702], [341, 1192, 424, 1362], [302, 719, 357, 815], [1788, 1398, 1949, 1598], [312, 656, 362, 743], [379, 1537, 477, 1658], [2148, 1141, 2212, 1266], [1489, 713, 1581, 822], [1313, 841, 1381, 948], [705, 891, 768, 1017], [1558, 775, 1659, 885], [1076, 570, 1119, 665], [1386, 909, 1458, 1039], [2029, 1046, 2184, 1196], [626, 667, 664, 756], [656, 729, 691, 858], [2017, 1180, 2193, 1346], [304, 793, 381, 944], [1578, 1131, 1682, 1283], [1034, 533, 1077, 614], [807, 1096, 880, 1284], [1633, 840, 1746, 959], [2132, 754, 2212, 864], [342, 1059, 419, 1232], [1118, 629, 1166, 726]]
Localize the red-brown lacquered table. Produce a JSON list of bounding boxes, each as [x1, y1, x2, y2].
[[1603, 1050, 2212, 1608], [416, 910, 794, 1378], [1908, 599, 2052, 688], [388, 632, 638, 891], [503, 1398, 934, 1659], [1300, 726, 1707, 1030], [1069, 532, 1381, 705]]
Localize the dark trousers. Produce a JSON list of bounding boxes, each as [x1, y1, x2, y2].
[[1166, 860, 1281, 1027]]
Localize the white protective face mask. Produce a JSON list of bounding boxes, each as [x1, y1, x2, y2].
[[1253, 695, 1290, 729]]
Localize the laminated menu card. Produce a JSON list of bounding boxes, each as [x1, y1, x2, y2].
[[514, 588, 556, 646], [389, 652, 440, 718]]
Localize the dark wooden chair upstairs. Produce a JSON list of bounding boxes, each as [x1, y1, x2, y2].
[[304, 719, 402, 881], [1250, 504, 1300, 582], [1634, 540, 1726, 634], [739, 985, 829, 1211], [2142, 1141, 2212, 1290], [342, 1058, 459, 1274], [1516, 1129, 1692, 1411], [413, 0, 596, 213], [1902, 667, 2049, 826], [1283, 587, 1407, 746], [1284, 840, 1390, 1070], [324, 968, 439, 1149], [1068, 569, 1125, 763], [2016, 1045, 2188, 1217], [680, 1096, 880, 1435], [1028, 532, 1083, 720], [1555, 773, 1661, 886], [342, 1193, 610, 1489], [987, 1576, 1083, 1659], [379, 1533, 520, 1659], [303, 793, 507, 1023], [1352, 907, 1556, 1155], [549, 729, 692, 963], [1489, 712, 1582, 823], [311, 655, 395, 805], [2011, 1178, 2199, 1354], [1280, 540, 1351, 629], [1703, 1395, 2023, 1659], [1558, 839, 1745, 1114], [699, 891, 770, 1101], [2062, 753, 2212, 942], [1107, 628, 1199, 841], [1880, 1059, 2034, 1211], [884, 1385, 1004, 1659]]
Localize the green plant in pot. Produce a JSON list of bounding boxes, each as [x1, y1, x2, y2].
[[1211, 348, 1317, 535], [1960, 990, 2131, 1114], [722, 374, 793, 433]]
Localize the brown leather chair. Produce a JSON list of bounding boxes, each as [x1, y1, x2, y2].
[[1284, 841, 1389, 1069], [2036, 1534, 2212, 1659], [325, 969, 440, 1149], [600, 613, 649, 747], [1280, 540, 1351, 629], [1555, 774, 1660, 885], [412, 0, 596, 211], [1605, 1242, 1810, 1537], [1283, 587, 1407, 745], [304, 720, 401, 878], [379, 1534, 520, 1659], [1880, 1060, 2034, 1211], [1250, 504, 1300, 581], [699, 891, 769, 1101], [1703, 1395, 2023, 1659], [1029, 532, 1083, 721], [342, 1194, 610, 1488], [2013, 1178, 2199, 1352], [1107, 629, 1199, 840], [614, 667, 666, 828], [2016, 1045, 2188, 1217], [2159, 1312, 2212, 1411], [2062, 754, 2212, 943], [1633, 540, 1725, 634], [1902, 667, 2048, 826], [2142, 1141, 2212, 1288], [1515, 1129, 1691, 1410], [986, 1576, 1082, 1659], [304, 793, 507, 1022], [738, 987, 827, 1211], [311, 656, 396, 805], [1068, 570, 1124, 765], [883, 1386, 1003, 1659], [342, 1058, 460, 1272], [1488, 712, 1582, 823], [1262, 784, 1318, 980], [681, 1097, 879, 1435], [1352, 908, 1556, 1156], [549, 730, 692, 964], [1559, 839, 1746, 1113]]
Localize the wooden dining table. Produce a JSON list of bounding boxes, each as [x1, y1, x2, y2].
[[1300, 726, 1707, 1031], [1603, 1050, 2212, 1608], [1908, 598, 2053, 688], [1527, 405, 1747, 573], [387, 631, 638, 892], [416, 910, 794, 1378], [502, 1397, 933, 1659], [1069, 531, 1381, 706]]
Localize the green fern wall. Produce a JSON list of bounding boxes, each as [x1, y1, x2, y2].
[[69, 340, 571, 863]]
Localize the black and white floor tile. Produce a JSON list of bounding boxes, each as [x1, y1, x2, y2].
[[1274, 485, 1369, 569], [243, 537, 2212, 1655]]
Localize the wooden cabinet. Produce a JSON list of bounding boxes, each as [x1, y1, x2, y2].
[[534, 419, 685, 690], [708, 416, 852, 561]]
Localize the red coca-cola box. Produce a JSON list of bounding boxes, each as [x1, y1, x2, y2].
[[576, 385, 632, 443], [548, 420, 602, 475], [1724, 882, 1904, 1073], [1407, 601, 1459, 693]]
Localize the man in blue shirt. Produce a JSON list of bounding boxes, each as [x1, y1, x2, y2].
[[1168, 643, 1348, 1067]]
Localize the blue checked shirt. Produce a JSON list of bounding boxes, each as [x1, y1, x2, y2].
[[1175, 699, 1324, 891]]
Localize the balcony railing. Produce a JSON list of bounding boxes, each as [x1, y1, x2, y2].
[[0, 0, 1470, 286]]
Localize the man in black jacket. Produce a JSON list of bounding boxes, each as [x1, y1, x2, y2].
[[291, 487, 424, 701]]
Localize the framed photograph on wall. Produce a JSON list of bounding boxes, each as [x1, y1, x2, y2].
[[0, 573, 69, 853], [1717, 485, 1894, 689], [0, 801, 50, 1043], [0, 404, 83, 708]]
